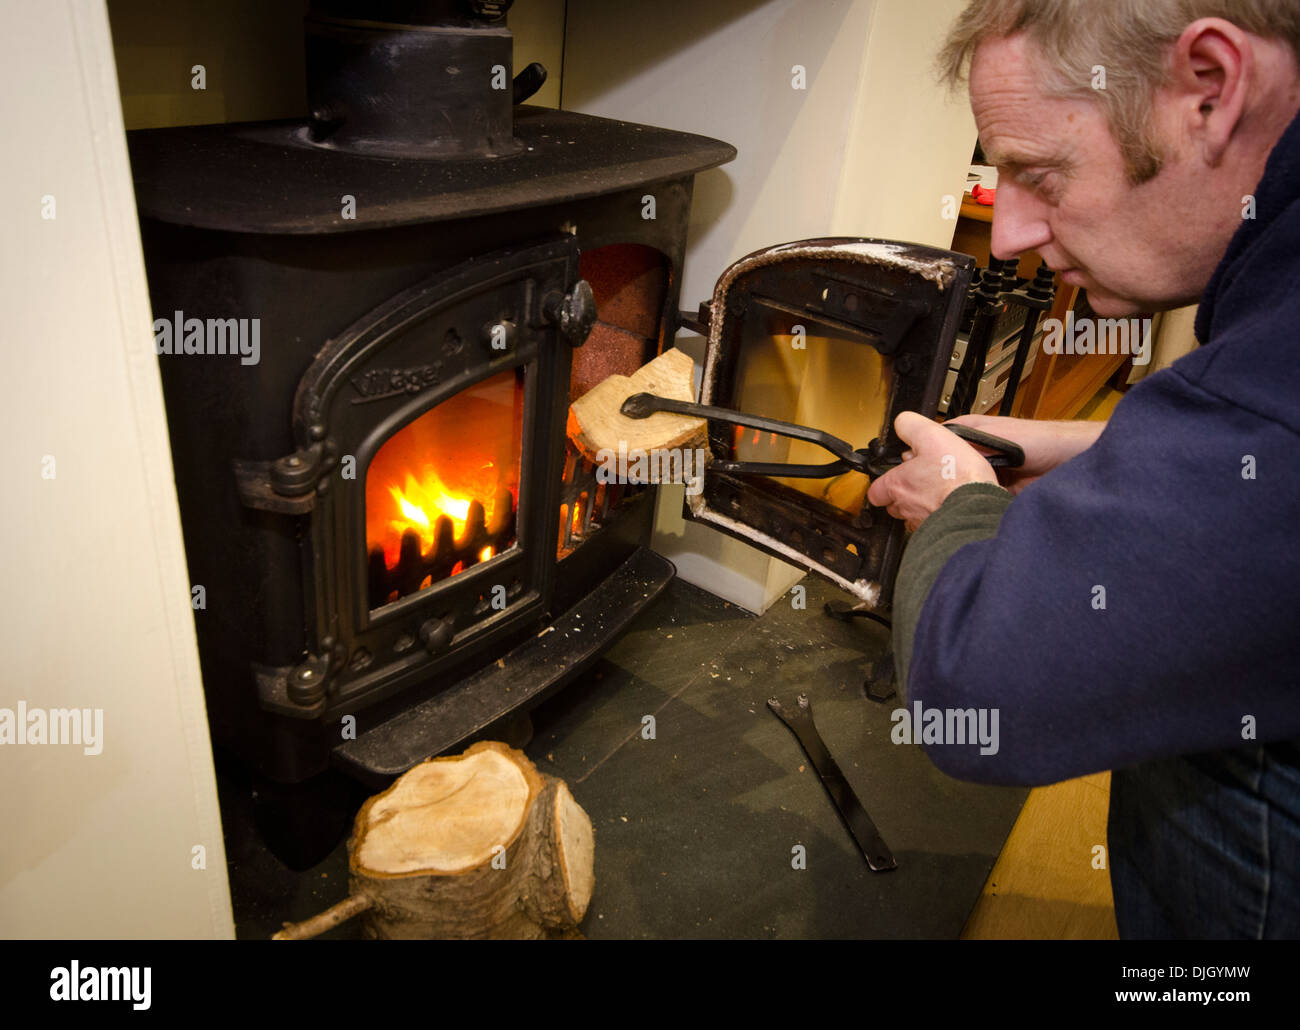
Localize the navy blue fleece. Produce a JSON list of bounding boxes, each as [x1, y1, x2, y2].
[[898, 111, 1300, 787]]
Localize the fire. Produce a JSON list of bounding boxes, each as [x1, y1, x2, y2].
[[390, 476, 466, 533], [383, 471, 503, 564], [364, 367, 523, 597]]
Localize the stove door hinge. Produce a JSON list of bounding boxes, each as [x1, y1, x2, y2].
[[677, 302, 712, 337], [232, 439, 339, 514], [253, 642, 341, 719]]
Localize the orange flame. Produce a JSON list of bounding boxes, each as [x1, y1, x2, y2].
[[364, 366, 523, 599], [382, 471, 504, 564]]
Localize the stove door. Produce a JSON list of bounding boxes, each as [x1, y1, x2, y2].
[[685, 238, 975, 610]]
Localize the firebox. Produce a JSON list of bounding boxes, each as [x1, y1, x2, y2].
[[129, 1, 977, 825]]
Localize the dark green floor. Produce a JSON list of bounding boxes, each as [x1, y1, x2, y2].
[[221, 574, 1027, 939]]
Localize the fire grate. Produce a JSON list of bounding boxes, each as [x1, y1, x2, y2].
[[556, 441, 643, 558], [368, 488, 518, 608]]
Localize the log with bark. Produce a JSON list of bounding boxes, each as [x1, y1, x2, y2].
[[273, 741, 594, 939]]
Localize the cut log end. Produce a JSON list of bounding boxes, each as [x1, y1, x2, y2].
[[352, 740, 544, 878], [276, 741, 595, 940]]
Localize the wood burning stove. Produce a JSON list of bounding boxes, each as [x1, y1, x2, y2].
[[128, 2, 979, 842], [129, 1, 734, 795]]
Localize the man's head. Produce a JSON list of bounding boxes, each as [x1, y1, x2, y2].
[[941, 1, 1300, 314]]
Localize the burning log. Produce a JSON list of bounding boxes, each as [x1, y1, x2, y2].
[[273, 741, 595, 940], [367, 489, 518, 607]]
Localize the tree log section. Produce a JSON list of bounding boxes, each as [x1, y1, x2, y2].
[[273, 741, 594, 940]]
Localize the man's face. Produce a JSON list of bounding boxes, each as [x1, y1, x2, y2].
[[970, 34, 1222, 315]]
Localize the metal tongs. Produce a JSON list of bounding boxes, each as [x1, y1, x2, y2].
[[619, 393, 1024, 479]]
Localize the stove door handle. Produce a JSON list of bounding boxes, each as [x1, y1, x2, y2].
[[544, 279, 597, 348], [512, 62, 548, 105]]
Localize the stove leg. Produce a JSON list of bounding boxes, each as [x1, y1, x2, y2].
[[823, 601, 898, 703], [864, 647, 897, 703]]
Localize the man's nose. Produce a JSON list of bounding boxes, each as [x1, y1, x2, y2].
[[988, 182, 1052, 260]]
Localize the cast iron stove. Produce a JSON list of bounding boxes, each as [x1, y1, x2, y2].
[[129, 1, 1000, 868]]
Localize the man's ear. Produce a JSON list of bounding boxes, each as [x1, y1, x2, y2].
[[1171, 17, 1252, 165]]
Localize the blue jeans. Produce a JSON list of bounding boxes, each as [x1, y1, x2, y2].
[[1108, 741, 1300, 938]]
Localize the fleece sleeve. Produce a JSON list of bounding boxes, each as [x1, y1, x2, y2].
[[892, 482, 1012, 703], [890, 367, 1300, 788]]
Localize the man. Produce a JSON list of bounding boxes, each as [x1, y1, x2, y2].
[[867, 0, 1300, 938]]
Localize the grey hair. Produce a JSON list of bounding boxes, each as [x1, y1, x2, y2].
[[939, 0, 1300, 183]]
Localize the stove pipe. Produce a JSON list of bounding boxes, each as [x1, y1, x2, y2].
[[304, 0, 543, 158]]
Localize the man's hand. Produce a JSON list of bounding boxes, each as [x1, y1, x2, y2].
[[866, 412, 998, 531], [945, 414, 1106, 494]]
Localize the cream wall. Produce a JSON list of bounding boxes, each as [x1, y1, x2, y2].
[[831, 0, 982, 241], [108, 0, 566, 130], [562, 0, 978, 612], [0, 0, 232, 938], [1135, 304, 1200, 381], [0, 0, 566, 939], [508, 0, 567, 107]]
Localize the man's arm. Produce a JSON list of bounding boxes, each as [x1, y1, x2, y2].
[[946, 414, 1106, 494], [875, 374, 1300, 786], [866, 412, 1105, 530], [891, 482, 1012, 703], [872, 413, 1105, 696]]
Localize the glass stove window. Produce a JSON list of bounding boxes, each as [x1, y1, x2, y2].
[[731, 301, 893, 515], [365, 366, 525, 608]]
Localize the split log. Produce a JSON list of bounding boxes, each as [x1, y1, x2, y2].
[[566, 347, 707, 461], [273, 741, 594, 940]]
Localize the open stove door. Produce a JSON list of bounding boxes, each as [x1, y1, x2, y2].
[[683, 238, 975, 611]]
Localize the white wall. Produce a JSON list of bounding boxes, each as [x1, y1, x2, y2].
[[0, 0, 233, 938], [563, 0, 978, 612]]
